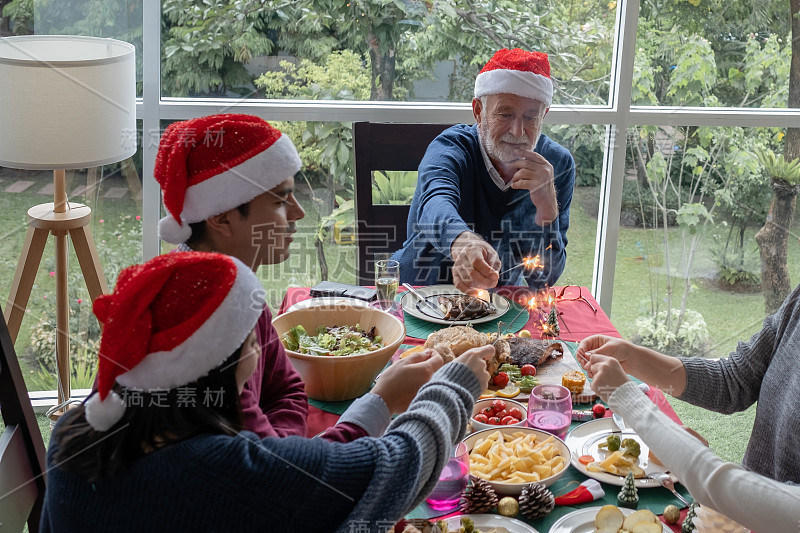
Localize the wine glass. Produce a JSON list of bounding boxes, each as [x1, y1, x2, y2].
[[527, 384, 572, 439], [375, 259, 400, 305]]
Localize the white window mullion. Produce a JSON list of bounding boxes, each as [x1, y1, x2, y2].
[[140, 0, 162, 262], [593, 0, 640, 313]]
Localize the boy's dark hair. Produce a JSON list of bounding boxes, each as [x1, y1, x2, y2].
[[51, 346, 245, 483], [186, 202, 251, 248]]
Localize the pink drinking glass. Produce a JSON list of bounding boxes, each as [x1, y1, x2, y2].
[[527, 384, 572, 440], [425, 442, 469, 512]]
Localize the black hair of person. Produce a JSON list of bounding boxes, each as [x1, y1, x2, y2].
[[185, 202, 251, 248], [51, 345, 245, 483]]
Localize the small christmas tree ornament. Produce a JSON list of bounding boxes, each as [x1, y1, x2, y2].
[[682, 502, 698, 533], [458, 475, 499, 515], [663, 504, 681, 524], [497, 496, 519, 517], [617, 472, 639, 508], [544, 307, 560, 336], [519, 482, 555, 520]]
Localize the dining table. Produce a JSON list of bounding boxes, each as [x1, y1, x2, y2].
[[278, 286, 694, 532]]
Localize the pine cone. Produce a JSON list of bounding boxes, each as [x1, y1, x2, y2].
[[518, 482, 555, 520], [459, 475, 498, 514]]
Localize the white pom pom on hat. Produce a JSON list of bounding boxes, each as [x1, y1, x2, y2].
[[158, 215, 192, 244], [154, 114, 302, 244], [84, 390, 126, 432]]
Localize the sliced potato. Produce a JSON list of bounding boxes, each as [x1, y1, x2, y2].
[[622, 509, 658, 530], [631, 523, 662, 533], [594, 504, 625, 530], [595, 527, 620, 533]]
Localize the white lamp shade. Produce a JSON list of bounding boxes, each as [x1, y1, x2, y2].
[[0, 35, 136, 170]]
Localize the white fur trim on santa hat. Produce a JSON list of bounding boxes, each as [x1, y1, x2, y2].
[[581, 479, 605, 499], [85, 390, 126, 432], [116, 258, 264, 391], [474, 69, 553, 107], [183, 133, 299, 225], [158, 215, 193, 244]]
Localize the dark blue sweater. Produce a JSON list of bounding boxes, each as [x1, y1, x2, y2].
[[392, 124, 574, 289], [40, 362, 480, 532]]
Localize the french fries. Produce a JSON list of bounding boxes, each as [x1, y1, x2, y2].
[[468, 430, 566, 483]]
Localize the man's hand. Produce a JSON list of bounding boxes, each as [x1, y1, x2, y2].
[[371, 349, 444, 414], [508, 148, 558, 226], [450, 232, 500, 293]]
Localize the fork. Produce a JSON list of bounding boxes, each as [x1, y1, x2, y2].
[[651, 472, 691, 508]]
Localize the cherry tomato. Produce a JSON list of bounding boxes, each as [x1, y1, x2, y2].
[[492, 372, 510, 388], [488, 416, 502, 425], [578, 454, 595, 465], [501, 415, 518, 425], [473, 413, 489, 424], [491, 399, 507, 412], [592, 404, 606, 418], [495, 410, 508, 419], [507, 407, 523, 420], [520, 364, 537, 377], [480, 406, 494, 416]]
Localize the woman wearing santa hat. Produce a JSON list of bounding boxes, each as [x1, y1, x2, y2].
[[40, 251, 493, 532]]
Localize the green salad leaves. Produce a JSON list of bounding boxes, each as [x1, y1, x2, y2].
[[282, 324, 384, 356]]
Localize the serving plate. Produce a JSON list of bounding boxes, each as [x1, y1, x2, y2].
[[399, 285, 511, 325], [548, 506, 671, 533], [443, 514, 540, 533], [564, 418, 667, 488]]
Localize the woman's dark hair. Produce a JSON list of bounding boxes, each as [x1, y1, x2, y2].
[[186, 202, 250, 248], [51, 346, 245, 482]]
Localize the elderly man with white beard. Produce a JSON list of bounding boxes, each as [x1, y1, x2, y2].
[[392, 48, 575, 294]]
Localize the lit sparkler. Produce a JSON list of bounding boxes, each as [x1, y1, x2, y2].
[[497, 255, 544, 277]]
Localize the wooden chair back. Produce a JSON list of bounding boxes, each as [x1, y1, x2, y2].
[[0, 316, 47, 532], [353, 122, 453, 286]]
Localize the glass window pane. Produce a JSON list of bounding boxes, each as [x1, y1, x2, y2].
[[611, 125, 785, 354], [160, 1, 614, 105], [0, 121, 143, 393], [0, 1, 143, 97], [634, 3, 795, 109]]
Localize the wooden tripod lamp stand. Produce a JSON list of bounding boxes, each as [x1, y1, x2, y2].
[[0, 35, 136, 417]]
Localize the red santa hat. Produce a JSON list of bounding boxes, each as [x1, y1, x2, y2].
[[154, 114, 301, 244], [554, 479, 605, 506], [474, 48, 553, 107], [84, 252, 264, 432]]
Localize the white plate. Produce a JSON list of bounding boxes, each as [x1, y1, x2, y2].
[[399, 285, 512, 325], [549, 506, 671, 533], [565, 418, 667, 488], [285, 297, 368, 313], [443, 514, 539, 533]]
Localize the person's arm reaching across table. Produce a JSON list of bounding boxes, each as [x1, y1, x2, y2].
[[585, 353, 800, 532], [576, 335, 688, 397], [319, 349, 445, 442]]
